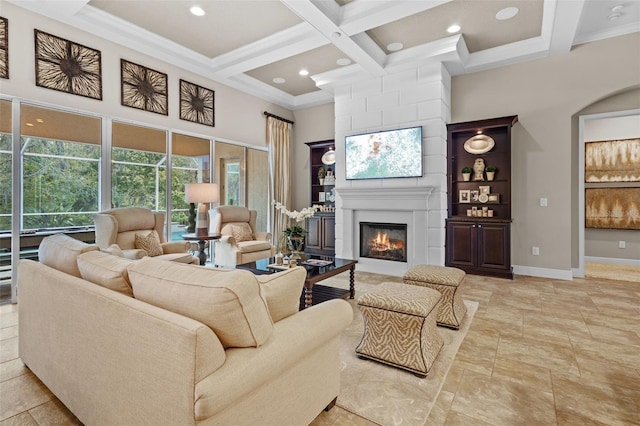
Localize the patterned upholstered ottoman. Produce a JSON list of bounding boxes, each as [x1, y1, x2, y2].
[[355, 282, 444, 377], [403, 265, 467, 329]]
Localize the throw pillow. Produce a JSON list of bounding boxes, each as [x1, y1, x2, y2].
[[257, 267, 306, 322], [134, 230, 163, 257], [128, 258, 273, 348], [221, 223, 254, 242], [77, 251, 134, 296], [101, 244, 125, 257]]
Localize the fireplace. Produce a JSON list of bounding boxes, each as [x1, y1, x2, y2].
[[360, 222, 407, 262]]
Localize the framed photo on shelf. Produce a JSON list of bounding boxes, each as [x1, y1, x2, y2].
[[488, 193, 500, 203], [479, 185, 491, 195], [470, 190, 479, 202], [459, 189, 470, 203], [319, 192, 326, 202]]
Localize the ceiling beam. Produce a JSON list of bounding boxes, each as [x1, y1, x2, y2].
[[548, 0, 586, 55], [280, 0, 386, 76], [209, 23, 328, 78], [340, 0, 452, 35]]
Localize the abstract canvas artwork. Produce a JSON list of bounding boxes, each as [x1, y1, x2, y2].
[[34, 29, 102, 99], [585, 138, 640, 182], [0, 17, 8, 79], [121, 59, 168, 115], [586, 188, 640, 230], [179, 79, 215, 126]]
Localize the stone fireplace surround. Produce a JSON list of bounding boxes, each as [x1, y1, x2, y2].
[[336, 187, 435, 276]]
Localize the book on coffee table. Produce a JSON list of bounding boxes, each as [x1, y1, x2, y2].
[[302, 259, 333, 267], [267, 263, 290, 271]]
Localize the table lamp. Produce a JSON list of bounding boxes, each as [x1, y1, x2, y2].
[[185, 183, 219, 236]]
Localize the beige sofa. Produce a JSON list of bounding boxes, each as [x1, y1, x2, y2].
[[18, 234, 353, 425]]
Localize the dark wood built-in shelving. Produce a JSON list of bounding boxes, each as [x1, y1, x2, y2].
[[305, 140, 336, 256], [445, 115, 518, 279]]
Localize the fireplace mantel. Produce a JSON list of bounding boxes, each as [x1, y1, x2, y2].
[[337, 186, 434, 211]]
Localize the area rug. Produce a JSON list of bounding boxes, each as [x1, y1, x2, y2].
[[335, 284, 478, 426]]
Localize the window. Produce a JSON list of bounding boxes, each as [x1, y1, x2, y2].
[[21, 105, 101, 230], [171, 133, 210, 239], [111, 121, 167, 212]]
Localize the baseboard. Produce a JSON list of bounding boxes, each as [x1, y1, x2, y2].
[[585, 256, 640, 267], [512, 265, 573, 281]]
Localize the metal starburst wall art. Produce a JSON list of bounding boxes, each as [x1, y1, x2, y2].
[[34, 29, 102, 99], [179, 79, 215, 126], [121, 59, 168, 115], [0, 17, 8, 79]]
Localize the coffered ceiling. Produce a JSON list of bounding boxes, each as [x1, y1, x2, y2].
[[10, 0, 640, 110]]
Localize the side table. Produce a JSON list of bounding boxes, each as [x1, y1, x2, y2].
[[181, 233, 221, 265]]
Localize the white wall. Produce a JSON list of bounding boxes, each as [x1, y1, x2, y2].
[[331, 63, 451, 274]]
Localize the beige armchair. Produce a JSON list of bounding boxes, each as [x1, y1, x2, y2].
[[94, 207, 198, 264], [209, 205, 275, 267]]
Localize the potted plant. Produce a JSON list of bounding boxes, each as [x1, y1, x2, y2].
[[461, 166, 472, 181], [485, 165, 497, 181], [318, 166, 325, 185]]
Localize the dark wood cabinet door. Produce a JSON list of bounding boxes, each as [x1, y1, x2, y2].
[[446, 221, 476, 268], [477, 222, 510, 271], [322, 216, 335, 253], [305, 216, 322, 251]]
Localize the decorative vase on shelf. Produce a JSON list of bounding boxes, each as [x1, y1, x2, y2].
[[318, 166, 325, 186], [486, 171, 495, 181]]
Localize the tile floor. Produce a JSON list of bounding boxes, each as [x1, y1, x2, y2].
[[1, 272, 639, 425]]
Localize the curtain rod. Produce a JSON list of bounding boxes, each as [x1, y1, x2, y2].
[[263, 111, 294, 125]]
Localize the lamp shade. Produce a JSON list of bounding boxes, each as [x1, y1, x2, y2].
[[185, 183, 219, 204]]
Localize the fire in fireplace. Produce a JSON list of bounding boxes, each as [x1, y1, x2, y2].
[[360, 222, 407, 262]]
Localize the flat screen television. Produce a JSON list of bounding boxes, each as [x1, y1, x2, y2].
[[345, 126, 423, 180]]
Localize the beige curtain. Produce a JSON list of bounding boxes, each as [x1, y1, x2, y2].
[[267, 117, 292, 249]]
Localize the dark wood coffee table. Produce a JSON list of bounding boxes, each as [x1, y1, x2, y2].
[[237, 256, 357, 309]]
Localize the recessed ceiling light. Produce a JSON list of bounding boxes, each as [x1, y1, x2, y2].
[[299, 69, 309, 76], [447, 24, 461, 33], [496, 7, 519, 20], [611, 5, 624, 12], [387, 42, 403, 52], [331, 32, 342, 39], [607, 12, 623, 20], [273, 77, 286, 84], [36, 118, 44, 123], [190, 6, 205, 16], [26, 123, 34, 127], [336, 58, 352, 66]]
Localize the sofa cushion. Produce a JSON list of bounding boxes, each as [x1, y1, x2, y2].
[[101, 244, 125, 257], [38, 233, 99, 278], [128, 259, 273, 348], [77, 250, 134, 296], [221, 223, 254, 242], [135, 230, 163, 256], [256, 267, 306, 322]]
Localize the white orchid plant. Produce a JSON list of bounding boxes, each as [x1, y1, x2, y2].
[[272, 201, 320, 239]]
